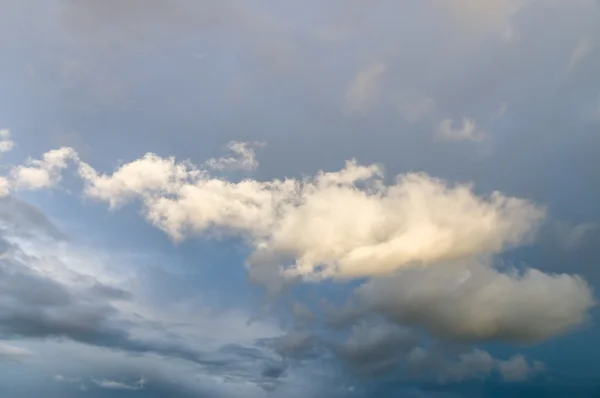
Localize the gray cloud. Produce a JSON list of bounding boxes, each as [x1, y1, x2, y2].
[[355, 260, 594, 343], [0, 198, 288, 384]]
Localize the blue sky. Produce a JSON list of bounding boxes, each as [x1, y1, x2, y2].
[[0, 1, 599, 397]]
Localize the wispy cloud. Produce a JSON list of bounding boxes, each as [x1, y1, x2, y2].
[[92, 377, 146, 390], [345, 61, 387, 114], [434, 118, 487, 142]]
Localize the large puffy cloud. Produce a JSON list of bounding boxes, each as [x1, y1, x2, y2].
[[75, 151, 544, 280]]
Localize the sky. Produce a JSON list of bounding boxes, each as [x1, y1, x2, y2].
[[0, 0, 599, 397]]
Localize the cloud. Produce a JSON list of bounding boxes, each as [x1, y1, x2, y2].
[[0, 342, 34, 362], [0, 197, 286, 375], [497, 355, 544, 382], [92, 377, 145, 390], [9, 147, 78, 191], [434, 118, 486, 142], [355, 259, 594, 342], [405, 346, 542, 384], [0, 197, 327, 396], [331, 322, 420, 375], [0, 135, 594, 393], [345, 61, 387, 113], [310, 319, 544, 384], [74, 151, 545, 281], [0, 129, 14, 154], [205, 141, 264, 172]]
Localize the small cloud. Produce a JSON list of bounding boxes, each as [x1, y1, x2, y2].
[[10, 147, 78, 190], [92, 377, 146, 390], [205, 141, 265, 172], [344, 61, 387, 114], [54, 375, 82, 383], [498, 355, 544, 382], [0, 129, 15, 154], [434, 118, 486, 142]]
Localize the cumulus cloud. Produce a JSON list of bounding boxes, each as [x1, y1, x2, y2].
[[75, 152, 544, 281], [434, 118, 486, 142], [9, 147, 77, 191], [345, 61, 387, 113], [356, 260, 594, 342]]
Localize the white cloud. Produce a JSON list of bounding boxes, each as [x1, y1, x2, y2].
[[205, 141, 264, 172], [77, 153, 544, 281], [434, 118, 486, 142], [0, 129, 14, 154], [345, 61, 387, 113], [356, 259, 594, 342], [10, 147, 77, 190], [0, 177, 10, 197]]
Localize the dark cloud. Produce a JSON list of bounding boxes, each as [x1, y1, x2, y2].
[[0, 199, 271, 373]]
